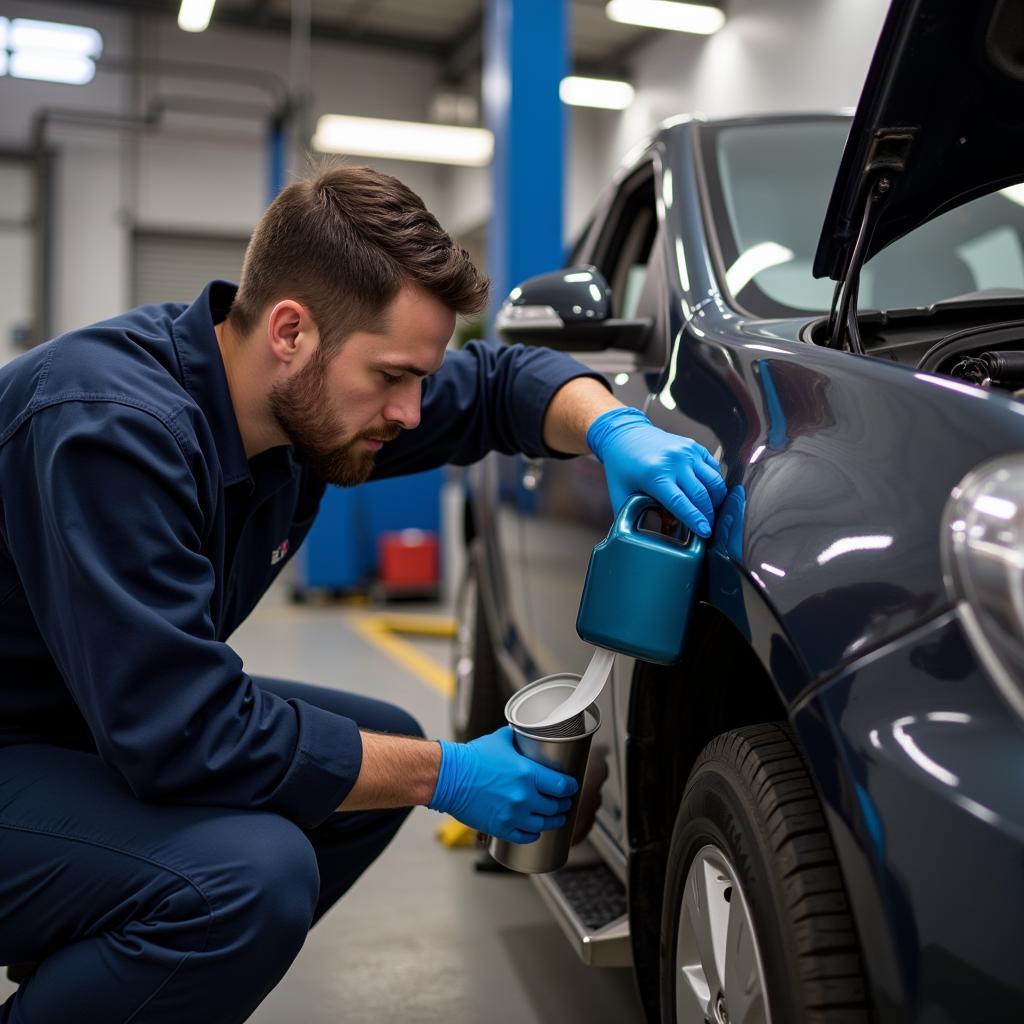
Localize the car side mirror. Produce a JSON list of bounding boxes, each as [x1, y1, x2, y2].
[[495, 265, 652, 352]]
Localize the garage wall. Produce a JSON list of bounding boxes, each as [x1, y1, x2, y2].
[[0, 0, 892, 336], [0, 0, 448, 336], [0, 158, 35, 367]]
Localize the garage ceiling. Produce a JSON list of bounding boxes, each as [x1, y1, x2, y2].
[[57, 0, 658, 79]]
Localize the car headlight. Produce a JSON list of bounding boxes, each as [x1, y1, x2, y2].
[[942, 454, 1024, 719]]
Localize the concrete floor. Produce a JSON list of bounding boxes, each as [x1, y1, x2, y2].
[[0, 576, 646, 1022]]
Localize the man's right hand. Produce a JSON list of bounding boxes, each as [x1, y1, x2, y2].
[[428, 726, 577, 844]]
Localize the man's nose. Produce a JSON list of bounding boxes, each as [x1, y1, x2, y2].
[[384, 387, 421, 431]]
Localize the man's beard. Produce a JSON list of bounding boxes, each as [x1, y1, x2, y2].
[[268, 351, 400, 486]]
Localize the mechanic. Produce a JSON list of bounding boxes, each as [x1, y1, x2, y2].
[[0, 164, 725, 1023]]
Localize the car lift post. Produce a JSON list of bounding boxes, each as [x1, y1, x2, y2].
[[483, 0, 568, 336]]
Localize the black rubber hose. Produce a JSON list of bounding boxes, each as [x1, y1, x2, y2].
[[916, 322, 1024, 373], [981, 350, 1024, 386]]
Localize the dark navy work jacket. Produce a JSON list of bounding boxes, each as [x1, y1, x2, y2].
[[0, 281, 604, 828]]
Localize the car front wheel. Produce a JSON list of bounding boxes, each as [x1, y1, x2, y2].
[[660, 723, 869, 1024]]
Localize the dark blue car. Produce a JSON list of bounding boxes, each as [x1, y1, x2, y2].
[[451, 1, 1024, 1021]]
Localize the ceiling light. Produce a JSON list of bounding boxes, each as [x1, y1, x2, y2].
[[606, 0, 725, 35], [312, 115, 494, 167], [178, 0, 217, 33], [0, 17, 104, 85], [10, 18, 102, 56], [559, 76, 635, 110], [10, 50, 96, 85]]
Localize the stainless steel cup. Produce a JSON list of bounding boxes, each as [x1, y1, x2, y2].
[[487, 672, 601, 874]]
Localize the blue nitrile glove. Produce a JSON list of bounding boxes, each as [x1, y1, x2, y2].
[[587, 407, 727, 538], [428, 726, 578, 844]]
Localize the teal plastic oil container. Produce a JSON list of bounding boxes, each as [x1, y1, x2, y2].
[[576, 494, 705, 664]]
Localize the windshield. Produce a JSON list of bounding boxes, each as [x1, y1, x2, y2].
[[701, 118, 1024, 317]]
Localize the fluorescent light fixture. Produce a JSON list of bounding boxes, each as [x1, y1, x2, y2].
[[313, 114, 494, 167], [606, 0, 725, 35], [10, 50, 96, 85], [559, 75, 635, 110], [10, 18, 102, 57], [726, 242, 794, 295], [0, 17, 104, 85], [178, 0, 217, 32]]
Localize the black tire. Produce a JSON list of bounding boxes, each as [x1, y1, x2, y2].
[[660, 723, 869, 1024], [450, 539, 506, 742]]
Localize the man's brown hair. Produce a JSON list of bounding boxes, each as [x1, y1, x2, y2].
[[228, 163, 489, 351]]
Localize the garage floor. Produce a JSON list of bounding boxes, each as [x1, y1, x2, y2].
[[0, 576, 645, 1023]]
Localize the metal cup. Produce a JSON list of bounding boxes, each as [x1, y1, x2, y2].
[[487, 672, 601, 874]]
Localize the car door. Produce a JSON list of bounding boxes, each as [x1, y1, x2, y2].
[[514, 160, 670, 855]]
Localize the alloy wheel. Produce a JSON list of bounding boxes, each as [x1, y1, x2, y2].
[[675, 843, 771, 1024]]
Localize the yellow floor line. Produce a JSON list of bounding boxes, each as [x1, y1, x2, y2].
[[349, 614, 455, 697], [373, 613, 456, 638]]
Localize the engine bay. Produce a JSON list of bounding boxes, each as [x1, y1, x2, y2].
[[804, 304, 1024, 399]]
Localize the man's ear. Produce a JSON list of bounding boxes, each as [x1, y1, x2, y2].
[[266, 300, 316, 366]]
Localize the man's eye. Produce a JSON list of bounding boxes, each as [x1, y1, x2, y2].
[[381, 371, 402, 385]]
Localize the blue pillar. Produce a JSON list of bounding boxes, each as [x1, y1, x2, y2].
[[267, 117, 287, 204], [483, 0, 568, 335]]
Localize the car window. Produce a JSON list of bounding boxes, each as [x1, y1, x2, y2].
[[593, 167, 658, 319], [701, 119, 1024, 316], [862, 196, 1024, 309]]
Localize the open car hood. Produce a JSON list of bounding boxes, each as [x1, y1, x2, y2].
[[813, 0, 1024, 282]]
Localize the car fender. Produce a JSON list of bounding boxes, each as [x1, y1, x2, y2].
[[657, 320, 1024, 700]]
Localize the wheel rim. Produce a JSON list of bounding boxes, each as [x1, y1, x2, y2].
[[675, 844, 771, 1024], [452, 570, 477, 734]]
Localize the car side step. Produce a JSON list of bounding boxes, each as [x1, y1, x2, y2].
[[531, 862, 632, 967]]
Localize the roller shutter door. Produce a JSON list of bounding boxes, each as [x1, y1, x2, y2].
[[0, 157, 34, 365], [132, 230, 248, 306]]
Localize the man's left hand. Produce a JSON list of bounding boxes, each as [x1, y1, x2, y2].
[[587, 407, 726, 538]]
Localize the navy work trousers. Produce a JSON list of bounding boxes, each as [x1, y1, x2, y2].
[[0, 677, 423, 1023]]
